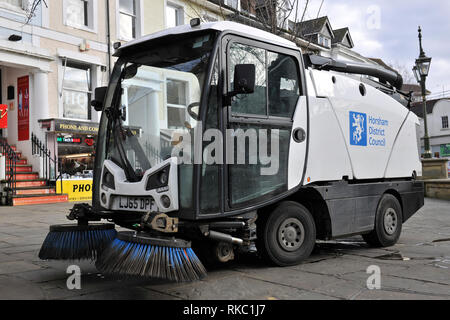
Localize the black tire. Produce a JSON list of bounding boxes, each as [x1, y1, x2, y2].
[[257, 201, 316, 267], [363, 194, 403, 248]]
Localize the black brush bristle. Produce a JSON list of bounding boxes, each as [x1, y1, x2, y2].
[[39, 224, 116, 261], [96, 232, 207, 282]]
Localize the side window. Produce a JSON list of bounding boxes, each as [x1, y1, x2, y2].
[[229, 43, 267, 116], [229, 43, 300, 119], [268, 52, 300, 118]]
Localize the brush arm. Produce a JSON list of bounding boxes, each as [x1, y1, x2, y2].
[[67, 203, 102, 224]]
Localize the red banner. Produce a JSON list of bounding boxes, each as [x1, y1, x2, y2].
[[0, 105, 7, 129], [18, 76, 29, 141]]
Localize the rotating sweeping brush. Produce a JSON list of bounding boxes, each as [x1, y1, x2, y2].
[[39, 224, 117, 261], [95, 231, 207, 282]]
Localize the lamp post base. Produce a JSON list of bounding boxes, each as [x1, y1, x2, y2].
[[421, 158, 449, 180], [423, 150, 433, 159]]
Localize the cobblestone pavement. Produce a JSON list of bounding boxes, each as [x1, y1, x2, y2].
[[0, 198, 449, 300]]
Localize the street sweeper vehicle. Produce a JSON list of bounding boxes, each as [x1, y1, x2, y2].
[[39, 20, 424, 282]]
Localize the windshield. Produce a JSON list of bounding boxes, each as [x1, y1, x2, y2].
[[104, 31, 217, 180]]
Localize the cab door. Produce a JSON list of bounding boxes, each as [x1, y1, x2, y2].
[[222, 36, 307, 211]]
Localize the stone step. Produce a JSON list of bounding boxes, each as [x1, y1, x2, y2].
[[15, 187, 56, 196], [6, 165, 33, 173], [15, 159, 28, 165], [12, 194, 69, 206], [6, 172, 39, 181], [2, 152, 21, 158], [12, 180, 47, 188]]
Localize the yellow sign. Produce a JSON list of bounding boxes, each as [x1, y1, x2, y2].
[[57, 179, 93, 202]]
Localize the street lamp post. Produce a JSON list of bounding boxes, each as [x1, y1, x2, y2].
[[412, 26, 432, 159]]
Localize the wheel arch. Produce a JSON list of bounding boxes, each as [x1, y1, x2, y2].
[[286, 188, 332, 240], [383, 188, 404, 219], [257, 188, 332, 240]]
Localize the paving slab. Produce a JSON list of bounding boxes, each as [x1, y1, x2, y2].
[[0, 198, 448, 300]]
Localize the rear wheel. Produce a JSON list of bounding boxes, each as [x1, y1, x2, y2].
[[257, 201, 316, 266], [363, 194, 403, 247]]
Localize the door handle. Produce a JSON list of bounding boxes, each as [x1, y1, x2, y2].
[[293, 128, 306, 143]]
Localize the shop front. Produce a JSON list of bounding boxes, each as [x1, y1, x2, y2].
[[39, 118, 99, 202]]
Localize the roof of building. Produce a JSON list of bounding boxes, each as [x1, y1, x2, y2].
[[116, 21, 299, 55], [297, 16, 334, 37], [368, 58, 398, 74], [331, 28, 354, 48], [410, 98, 450, 118], [401, 83, 431, 95]]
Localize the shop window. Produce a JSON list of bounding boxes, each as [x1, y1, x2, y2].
[[58, 136, 96, 179], [119, 0, 138, 40], [166, 79, 187, 129], [65, 0, 94, 30], [62, 62, 92, 120], [166, 3, 183, 28]]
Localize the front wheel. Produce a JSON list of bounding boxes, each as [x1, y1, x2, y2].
[[363, 194, 403, 247], [257, 201, 316, 267]]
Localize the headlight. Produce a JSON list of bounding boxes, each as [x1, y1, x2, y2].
[[102, 167, 115, 190], [158, 171, 168, 185], [160, 195, 171, 208], [146, 165, 170, 191]]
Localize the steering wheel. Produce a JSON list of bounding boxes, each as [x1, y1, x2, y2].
[[187, 102, 200, 121]]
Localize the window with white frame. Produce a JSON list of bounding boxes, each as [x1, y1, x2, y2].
[[318, 35, 330, 48], [202, 13, 218, 22], [166, 3, 183, 28], [119, 0, 138, 40], [442, 116, 449, 129], [225, 0, 239, 10], [1, 0, 24, 9], [65, 0, 93, 29], [62, 62, 92, 120], [166, 79, 187, 129]]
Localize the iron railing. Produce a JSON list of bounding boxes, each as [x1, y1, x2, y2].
[[0, 138, 18, 198], [31, 133, 63, 194]]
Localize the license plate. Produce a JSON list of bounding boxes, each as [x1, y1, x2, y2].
[[114, 196, 153, 212]]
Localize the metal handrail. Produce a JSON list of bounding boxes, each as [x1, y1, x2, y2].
[[31, 133, 63, 195], [0, 138, 18, 200]]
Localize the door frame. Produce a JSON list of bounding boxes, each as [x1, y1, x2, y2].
[[219, 33, 309, 213]]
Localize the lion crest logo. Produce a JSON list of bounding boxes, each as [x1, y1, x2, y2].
[[350, 111, 367, 146]]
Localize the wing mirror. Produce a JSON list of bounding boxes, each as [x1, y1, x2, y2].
[[232, 64, 256, 95], [91, 86, 107, 112]]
